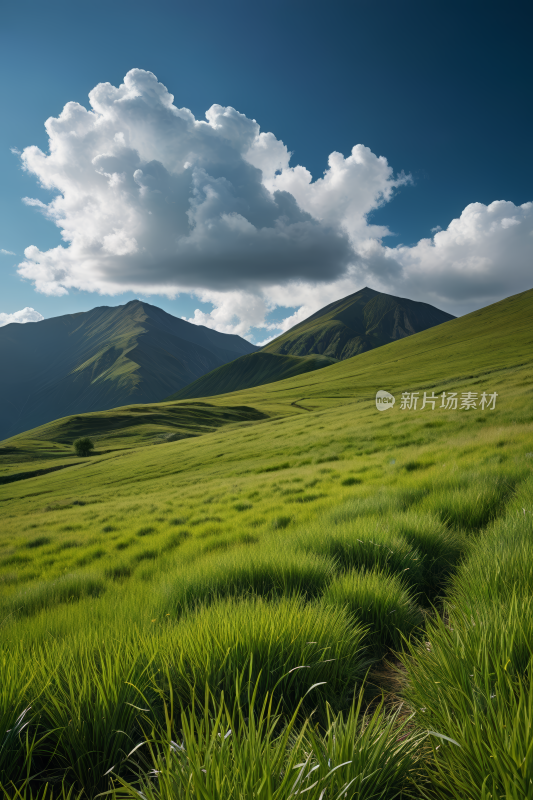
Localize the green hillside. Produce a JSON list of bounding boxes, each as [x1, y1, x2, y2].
[[2, 288, 531, 480], [0, 287, 532, 798], [166, 287, 453, 402], [0, 299, 257, 441], [166, 351, 336, 401], [198, 287, 533, 413], [262, 285, 455, 359], [0, 402, 267, 483]]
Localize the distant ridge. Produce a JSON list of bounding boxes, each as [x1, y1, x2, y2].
[[0, 300, 257, 440], [166, 287, 455, 401], [167, 352, 337, 401], [262, 287, 455, 360]]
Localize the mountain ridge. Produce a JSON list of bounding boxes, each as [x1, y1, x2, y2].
[[262, 286, 455, 359], [167, 287, 455, 401], [166, 352, 337, 401], [0, 299, 257, 440]]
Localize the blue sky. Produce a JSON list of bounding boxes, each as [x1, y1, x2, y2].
[[1, 0, 531, 341]]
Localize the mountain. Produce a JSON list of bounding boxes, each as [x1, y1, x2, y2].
[[2, 288, 531, 485], [166, 287, 454, 401], [261, 286, 455, 360], [0, 300, 257, 440], [167, 352, 337, 401]]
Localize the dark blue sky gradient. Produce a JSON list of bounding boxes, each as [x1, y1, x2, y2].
[[1, 0, 530, 321]]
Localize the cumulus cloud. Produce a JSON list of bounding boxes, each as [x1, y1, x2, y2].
[[14, 69, 533, 337], [17, 69, 402, 298], [0, 307, 44, 326], [1, 249, 16, 255], [381, 200, 533, 313]]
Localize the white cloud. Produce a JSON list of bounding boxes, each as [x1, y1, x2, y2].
[[1, 249, 16, 255], [16, 69, 401, 301], [14, 69, 533, 337], [0, 307, 44, 326], [381, 200, 533, 314]]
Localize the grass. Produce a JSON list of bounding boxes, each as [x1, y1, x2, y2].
[[116, 671, 422, 800], [0, 287, 532, 796], [324, 568, 423, 653]]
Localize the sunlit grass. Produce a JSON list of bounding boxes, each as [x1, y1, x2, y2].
[[0, 289, 532, 796]]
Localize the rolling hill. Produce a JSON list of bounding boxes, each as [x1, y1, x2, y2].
[[0, 299, 257, 440], [167, 352, 337, 401], [262, 286, 455, 359], [2, 287, 531, 481], [166, 287, 455, 401]]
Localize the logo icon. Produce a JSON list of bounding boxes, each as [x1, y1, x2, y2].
[[376, 390, 396, 411]]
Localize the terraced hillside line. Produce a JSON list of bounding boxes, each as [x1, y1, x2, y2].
[[0, 402, 270, 480], [0, 462, 83, 486], [291, 399, 312, 411]]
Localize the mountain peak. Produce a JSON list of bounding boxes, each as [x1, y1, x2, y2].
[[0, 301, 258, 440], [262, 288, 455, 360]]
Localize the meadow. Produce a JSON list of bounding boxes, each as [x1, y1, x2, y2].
[[0, 289, 532, 798]]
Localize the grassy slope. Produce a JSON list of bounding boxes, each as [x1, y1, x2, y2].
[[0, 289, 532, 797], [166, 351, 336, 401], [0, 288, 531, 575], [0, 402, 266, 482], [202, 287, 533, 412], [262, 285, 455, 359]]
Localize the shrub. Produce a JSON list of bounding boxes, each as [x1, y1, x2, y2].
[[73, 436, 94, 457]]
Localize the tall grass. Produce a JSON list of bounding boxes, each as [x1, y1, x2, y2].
[[287, 515, 426, 592], [400, 476, 533, 798], [401, 595, 533, 799], [0, 646, 40, 787], [158, 547, 335, 615], [324, 568, 423, 653], [3, 573, 106, 618], [416, 465, 527, 531], [158, 596, 369, 716], [115, 671, 423, 800], [0, 596, 369, 795], [451, 505, 533, 606], [29, 638, 154, 796]]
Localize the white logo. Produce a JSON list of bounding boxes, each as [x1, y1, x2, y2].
[[376, 390, 396, 411]]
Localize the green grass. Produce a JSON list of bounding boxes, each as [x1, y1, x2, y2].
[[324, 568, 423, 652], [166, 351, 336, 401], [0, 288, 532, 796], [117, 671, 422, 800]]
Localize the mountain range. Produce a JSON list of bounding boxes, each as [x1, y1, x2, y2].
[[167, 287, 455, 400], [0, 287, 455, 439], [0, 300, 257, 441]]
